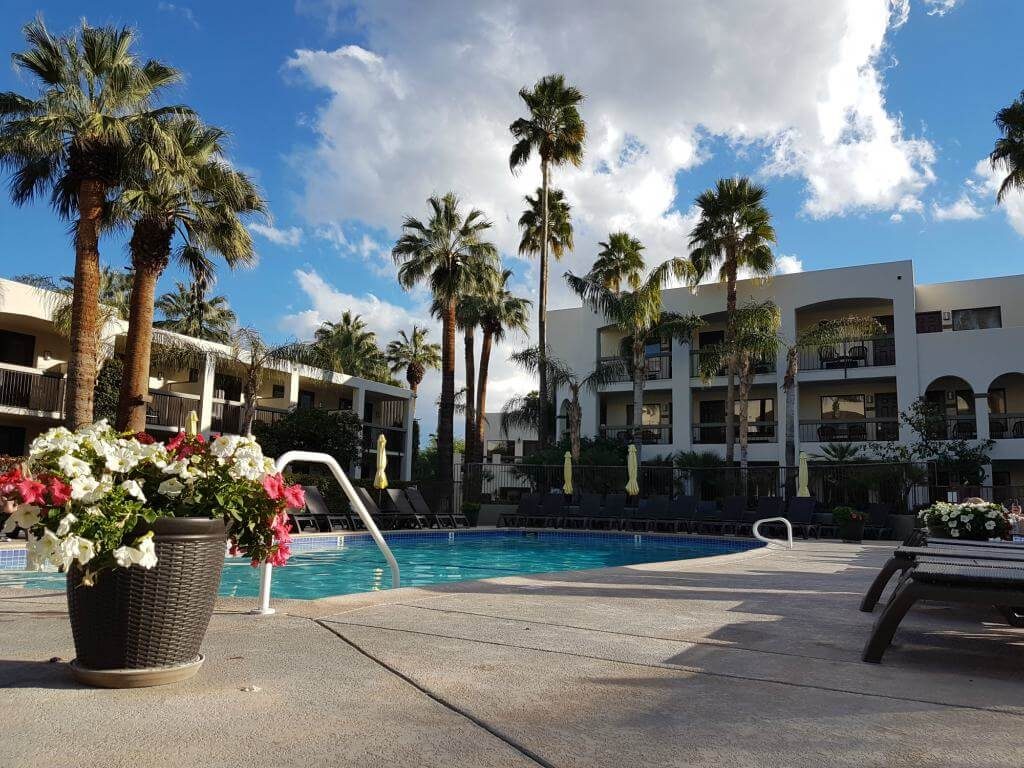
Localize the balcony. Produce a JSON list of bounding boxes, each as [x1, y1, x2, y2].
[[798, 336, 895, 372], [598, 354, 671, 382], [254, 406, 289, 428], [0, 367, 64, 414], [691, 421, 777, 444], [599, 424, 673, 445], [689, 352, 775, 378], [146, 391, 197, 429], [210, 401, 242, 434], [363, 423, 406, 453], [924, 415, 978, 441], [990, 414, 1024, 439], [799, 418, 899, 443]]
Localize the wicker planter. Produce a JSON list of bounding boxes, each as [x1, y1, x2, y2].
[[927, 524, 988, 542], [839, 518, 865, 543], [66, 517, 226, 688]]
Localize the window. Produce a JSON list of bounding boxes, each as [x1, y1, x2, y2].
[[737, 397, 774, 422], [952, 306, 1001, 331], [821, 395, 865, 420], [0, 330, 35, 366], [644, 336, 670, 358], [956, 389, 975, 415], [639, 402, 670, 426], [298, 389, 315, 409], [698, 330, 724, 348], [213, 373, 242, 401], [271, 384, 285, 399], [989, 388, 1007, 415], [915, 311, 942, 334], [486, 440, 515, 459]]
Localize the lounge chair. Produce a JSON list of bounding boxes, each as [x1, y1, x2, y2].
[[735, 496, 783, 537], [592, 493, 625, 530], [288, 510, 321, 534], [694, 500, 731, 535], [663, 495, 697, 533], [354, 486, 402, 530], [536, 493, 565, 527], [863, 503, 894, 539], [499, 492, 538, 527], [561, 496, 591, 529], [303, 485, 353, 531], [386, 489, 430, 529], [786, 497, 818, 539], [862, 559, 1024, 663], [406, 486, 456, 528], [628, 495, 668, 532], [721, 495, 748, 532]]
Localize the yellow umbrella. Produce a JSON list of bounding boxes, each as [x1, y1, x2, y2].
[[562, 451, 573, 495], [374, 433, 388, 490], [186, 409, 198, 438], [626, 444, 640, 496], [797, 451, 810, 497]]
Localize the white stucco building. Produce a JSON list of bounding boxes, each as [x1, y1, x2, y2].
[[0, 277, 414, 480], [547, 260, 1024, 494]]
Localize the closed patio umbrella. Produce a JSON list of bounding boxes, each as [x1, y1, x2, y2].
[[563, 451, 573, 496], [374, 433, 388, 490], [797, 451, 810, 497], [626, 444, 640, 497]]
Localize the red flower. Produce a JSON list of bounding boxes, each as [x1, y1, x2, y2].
[[0, 466, 23, 497], [282, 484, 305, 510], [166, 431, 186, 452], [17, 478, 46, 506], [47, 477, 72, 505], [132, 431, 156, 445], [262, 473, 285, 501]]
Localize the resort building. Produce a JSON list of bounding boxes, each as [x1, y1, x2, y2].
[[0, 277, 414, 480], [482, 411, 538, 463], [547, 260, 1024, 493]]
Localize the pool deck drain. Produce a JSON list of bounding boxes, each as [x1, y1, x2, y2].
[[2, 540, 1023, 767]]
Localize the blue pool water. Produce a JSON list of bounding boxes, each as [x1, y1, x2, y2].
[[0, 531, 761, 600]]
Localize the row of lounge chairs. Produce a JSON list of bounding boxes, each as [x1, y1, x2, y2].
[[289, 486, 469, 533], [860, 529, 1024, 662], [499, 493, 895, 539]]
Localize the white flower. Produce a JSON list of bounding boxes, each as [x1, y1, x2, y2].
[[950, 529, 960, 537], [960, 514, 972, 524], [135, 534, 157, 569], [103, 444, 139, 473], [120, 479, 146, 504], [57, 454, 92, 479], [112, 545, 136, 568], [70, 476, 110, 504], [157, 478, 185, 498], [985, 520, 996, 530], [56, 512, 78, 537], [59, 535, 96, 569], [1, 503, 38, 533], [210, 434, 241, 458], [25, 529, 61, 571]]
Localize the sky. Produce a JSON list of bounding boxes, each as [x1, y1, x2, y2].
[[2, 0, 1023, 443]]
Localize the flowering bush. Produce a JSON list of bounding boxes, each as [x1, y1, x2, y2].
[[0, 421, 304, 583], [831, 506, 863, 525], [918, 500, 1010, 540]]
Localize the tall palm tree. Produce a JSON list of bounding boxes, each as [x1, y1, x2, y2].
[[448, 289, 487, 471], [155, 281, 236, 343], [0, 19, 186, 428], [114, 116, 265, 432], [991, 90, 1024, 202], [392, 193, 499, 497], [518, 187, 574, 259], [510, 75, 585, 449], [688, 177, 776, 463], [313, 311, 387, 379], [567, 256, 702, 454], [590, 232, 645, 293], [386, 326, 441, 397], [500, 390, 542, 440]]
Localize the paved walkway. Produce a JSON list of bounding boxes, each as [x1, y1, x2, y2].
[[2, 541, 1023, 767]]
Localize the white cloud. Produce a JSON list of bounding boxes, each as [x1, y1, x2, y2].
[[287, 0, 935, 311], [157, 2, 199, 29], [931, 193, 983, 222], [249, 223, 303, 247], [890, 213, 903, 222], [923, 0, 964, 17], [971, 158, 1024, 236], [774, 255, 805, 275]]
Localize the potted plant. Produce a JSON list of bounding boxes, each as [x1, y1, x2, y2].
[[832, 506, 865, 543], [0, 421, 305, 688], [918, 500, 1010, 541]]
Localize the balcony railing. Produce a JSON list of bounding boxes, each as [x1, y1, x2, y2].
[[146, 391, 196, 429], [363, 424, 406, 453], [990, 414, 1024, 439], [924, 415, 978, 441], [599, 424, 673, 445], [689, 351, 775, 378], [254, 406, 289, 427], [691, 421, 777, 444], [799, 418, 899, 443], [798, 336, 896, 372], [0, 367, 64, 413], [211, 401, 242, 435], [597, 354, 671, 382]]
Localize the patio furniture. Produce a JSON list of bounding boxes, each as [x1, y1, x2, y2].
[[594, 493, 626, 530], [721, 495, 748, 530], [302, 485, 352, 531], [990, 419, 1007, 439], [785, 497, 818, 539], [1013, 421, 1024, 438], [846, 345, 867, 366], [386, 489, 430, 530], [288, 510, 321, 535], [817, 425, 837, 441], [406, 487, 456, 528], [662, 495, 696, 533], [694, 500, 731, 535], [863, 503, 894, 539], [500, 492, 538, 527], [355, 486, 402, 530], [818, 346, 840, 368], [628, 495, 668, 532], [847, 422, 867, 441], [574, 493, 602, 529], [861, 559, 1024, 663], [536, 494, 565, 527], [736, 496, 783, 536]]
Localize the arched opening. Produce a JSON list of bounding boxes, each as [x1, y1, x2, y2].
[[988, 372, 1024, 440], [795, 297, 895, 371], [924, 376, 976, 440]]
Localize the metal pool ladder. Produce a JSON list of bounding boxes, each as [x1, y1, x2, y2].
[[252, 450, 401, 616], [752, 517, 794, 549]]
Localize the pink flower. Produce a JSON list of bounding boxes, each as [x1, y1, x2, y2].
[[132, 431, 155, 445], [268, 542, 291, 567], [282, 484, 305, 510], [47, 477, 72, 505], [17, 478, 46, 506], [0, 466, 24, 498], [262, 473, 285, 501], [166, 431, 186, 452]]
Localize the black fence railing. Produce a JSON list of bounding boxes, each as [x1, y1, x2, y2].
[[798, 336, 896, 371], [799, 418, 899, 443], [211, 401, 242, 434], [598, 354, 671, 382], [254, 406, 289, 428], [0, 367, 64, 413], [925, 416, 978, 441], [692, 421, 776, 444], [599, 425, 672, 445], [363, 424, 406, 453], [690, 351, 775, 378], [990, 414, 1024, 439], [146, 391, 194, 429]]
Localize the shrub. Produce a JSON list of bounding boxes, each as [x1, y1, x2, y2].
[[831, 506, 863, 525], [918, 501, 1010, 541], [254, 407, 362, 470]]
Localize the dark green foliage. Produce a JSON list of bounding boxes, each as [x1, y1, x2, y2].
[[94, 357, 123, 424], [254, 407, 362, 470], [414, 435, 466, 481], [520, 436, 627, 467]]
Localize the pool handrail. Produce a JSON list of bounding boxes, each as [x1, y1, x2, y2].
[[253, 450, 400, 615], [752, 517, 794, 549]]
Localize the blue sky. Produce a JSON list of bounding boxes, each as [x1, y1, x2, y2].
[[2, 1, 1023, 439]]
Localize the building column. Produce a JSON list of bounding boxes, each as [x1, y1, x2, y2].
[[974, 391, 990, 441], [286, 367, 300, 408], [401, 397, 414, 481], [891, 282, 920, 445], [198, 353, 216, 434], [672, 337, 692, 453], [351, 385, 366, 478]]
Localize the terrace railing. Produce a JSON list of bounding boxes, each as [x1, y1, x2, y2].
[[798, 336, 896, 371], [211, 400, 242, 435], [799, 418, 899, 443], [924, 415, 978, 441], [0, 367, 64, 413], [254, 406, 289, 428], [690, 351, 775, 378], [691, 421, 777, 444], [146, 391, 196, 429], [597, 354, 671, 382], [989, 414, 1024, 439], [599, 424, 673, 445]]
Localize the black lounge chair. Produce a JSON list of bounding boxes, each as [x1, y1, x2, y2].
[[386, 489, 429, 529], [592, 493, 625, 530], [694, 500, 731, 535], [663, 495, 697, 533], [406, 486, 456, 528], [288, 510, 321, 534], [570, 493, 601, 529], [785, 497, 818, 539], [628, 495, 668, 532], [721, 495, 748, 531], [735, 496, 783, 537], [302, 485, 352, 531], [354, 486, 401, 530], [862, 559, 1024, 663], [536, 493, 565, 527], [863, 503, 894, 539], [500, 492, 538, 527]]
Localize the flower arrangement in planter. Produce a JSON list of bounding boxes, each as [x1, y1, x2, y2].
[[831, 506, 865, 543], [918, 500, 1010, 541], [0, 421, 305, 687]]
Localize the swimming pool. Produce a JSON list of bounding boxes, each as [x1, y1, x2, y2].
[[0, 530, 762, 600]]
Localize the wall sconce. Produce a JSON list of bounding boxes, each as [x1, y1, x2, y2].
[[942, 310, 951, 321], [866, 394, 874, 405], [42, 350, 52, 361], [946, 390, 955, 402]]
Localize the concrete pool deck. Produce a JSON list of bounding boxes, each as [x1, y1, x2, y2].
[[2, 540, 1023, 767]]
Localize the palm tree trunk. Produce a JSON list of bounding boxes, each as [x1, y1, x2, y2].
[[537, 159, 550, 449], [784, 349, 798, 497], [463, 325, 476, 468], [65, 178, 106, 429], [241, 374, 258, 437], [437, 300, 457, 501], [632, 345, 645, 456], [737, 354, 752, 476], [474, 330, 493, 464], [569, 385, 581, 462], [723, 259, 738, 463]]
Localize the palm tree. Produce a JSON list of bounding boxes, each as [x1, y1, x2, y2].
[[0, 19, 186, 428], [566, 255, 702, 454], [392, 192, 499, 498], [449, 288, 488, 472], [313, 311, 387, 379], [501, 390, 542, 439], [386, 326, 441, 396], [590, 232, 645, 293], [991, 91, 1024, 202], [510, 347, 623, 461], [155, 281, 236, 343], [688, 177, 776, 463], [518, 187, 574, 259], [510, 75, 585, 449], [812, 443, 865, 463], [114, 116, 265, 432]]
